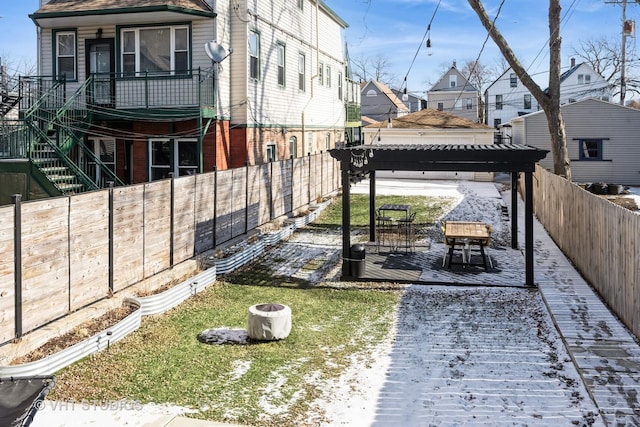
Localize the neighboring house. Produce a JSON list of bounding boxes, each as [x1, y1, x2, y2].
[[509, 98, 640, 185], [485, 68, 540, 131], [427, 61, 479, 123], [391, 88, 426, 113], [2, 0, 353, 196], [363, 108, 494, 180], [360, 80, 409, 123], [486, 59, 612, 131]]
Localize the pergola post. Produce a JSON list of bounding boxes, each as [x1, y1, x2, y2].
[[369, 171, 376, 242], [525, 171, 534, 287], [511, 172, 518, 249], [341, 168, 351, 277]]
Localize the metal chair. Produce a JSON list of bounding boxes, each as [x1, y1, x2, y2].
[[397, 211, 416, 252], [376, 209, 393, 251]]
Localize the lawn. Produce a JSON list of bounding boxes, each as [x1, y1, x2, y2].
[[50, 193, 454, 426]]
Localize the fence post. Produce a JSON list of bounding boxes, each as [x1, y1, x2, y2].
[[511, 172, 519, 249], [108, 182, 114, 294], [308, 152, 312, 204], [213, 167, 218, 248], [12, 194, 22, 339], [245, 163, 249, 234], [169, 172, 175, 266]]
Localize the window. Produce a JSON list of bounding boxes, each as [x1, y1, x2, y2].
[[318, 62, 324, 86], [337, 71, 343, 100], [298, 53, 305, 91], [578, 139, 604, 160], [121, 26, 189, 75], [366, 89, 377, 97], [465, 98, 473, 110], [325, 65, 331, 87], [289, 136, 297, 158], [510, 73, 517, 88], [297, 0, 304, 10], [578, 74, 584, 84], [495, 94, 503, 110], [449, 75, 457, 88], [149, 139, 171, 180], [325, 133, 331, 150], [277, 42, 285, 87], [266, 144, 277, 162], [249, 30, 260, 80], [86, 137, 115, 186], [585, 74, 591, 84], [493, 118, 501, 128], [437, 102, 443, 111], [55, 31, 76, 80], [524, 94, 531, 109], [148, 138, 198, 180]]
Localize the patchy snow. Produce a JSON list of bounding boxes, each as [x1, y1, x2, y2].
[[31, 178, 609, 426]]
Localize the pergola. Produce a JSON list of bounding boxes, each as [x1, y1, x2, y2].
[[329, 143, 549, 287]]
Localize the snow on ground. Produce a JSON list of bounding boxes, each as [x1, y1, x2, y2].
[[32, 178, 607, 426]]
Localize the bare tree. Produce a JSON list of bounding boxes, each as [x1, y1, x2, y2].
[[351, 53, 398, 86], [571, 36, 640, 100], [467, 0, 571, 179], [461, 60, 497, 123]]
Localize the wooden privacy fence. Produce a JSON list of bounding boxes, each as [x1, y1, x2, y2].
[[0, 152, 339, 345], [527, 165, 640, 340]]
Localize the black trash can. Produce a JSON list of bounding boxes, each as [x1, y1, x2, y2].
[[350, 244, 366, 278]]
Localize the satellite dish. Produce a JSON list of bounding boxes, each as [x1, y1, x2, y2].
[[205, 41, 232, 63]]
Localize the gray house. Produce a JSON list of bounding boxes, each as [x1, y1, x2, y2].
[[360, 80, 409, 122], [509, 98, 640, 185]]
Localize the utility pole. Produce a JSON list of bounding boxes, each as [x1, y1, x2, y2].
[[621, 0, 628, 105]]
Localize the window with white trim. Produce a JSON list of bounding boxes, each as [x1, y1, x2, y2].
[[325, 65, 331, 87], [337, 71, 343, 100], [249, 30, 260, 80], [277, 42, 286, 87], [297, 0, 304, 10], [289, 136, 297, 158], [449, 75, 457, 88], [510, 73, 517, 87], [266, 144, 277, 162], [495, 94, 503, 110], [56, 31, 76, 80], [121, 25, 189, 75], [318, 62, 324, 86], [148, 138, 198, 181], [298, 53, 306, 91], [465, 98, 473, 110], [524, 94, 531, 109]]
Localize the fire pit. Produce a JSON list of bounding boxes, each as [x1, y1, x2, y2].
[[247, 303, 292, 341]]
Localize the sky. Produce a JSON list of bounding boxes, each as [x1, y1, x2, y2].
[[324, 0, 637, 93], [0, 1, 636, 94]]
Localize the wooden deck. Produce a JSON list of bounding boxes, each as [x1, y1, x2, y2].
[[350, 241, 527, 287]]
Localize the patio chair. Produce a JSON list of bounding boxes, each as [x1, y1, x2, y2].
[[375, 209, 393, 251], [397, 211, 416, 252]]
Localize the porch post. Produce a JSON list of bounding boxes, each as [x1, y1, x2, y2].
[[341, 168, 351, 277], [525, 171, 534, 287]]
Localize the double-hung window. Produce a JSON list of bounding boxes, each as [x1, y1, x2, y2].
[[510, 73, 517, 87], [277, 42, 286, 87], [318, 62, 324, 86], [298, 53, 306, 91], [55, 30, 77, 80], [524, 94, 531, 109], [325, 65, 331, 87], [337, 71, 343, 100], [249, 30, 260, 80], [495, 94, 503, 110], [121, 25, 189, 75]]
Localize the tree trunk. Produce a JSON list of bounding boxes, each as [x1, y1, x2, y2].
[[467, 0, 571, 179]]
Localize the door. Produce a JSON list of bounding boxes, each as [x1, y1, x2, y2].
[[86, 39, 115, 105], [85, 137, 116, 187]]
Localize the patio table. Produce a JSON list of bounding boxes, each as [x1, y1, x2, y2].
[[444, 221, 491, 270]]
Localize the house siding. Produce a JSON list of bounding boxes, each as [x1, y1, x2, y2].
[[513, 99, 640, 185]]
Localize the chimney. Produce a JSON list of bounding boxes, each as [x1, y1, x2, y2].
[[571, 57, 576, 68], [453, 60, 457, 68]]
